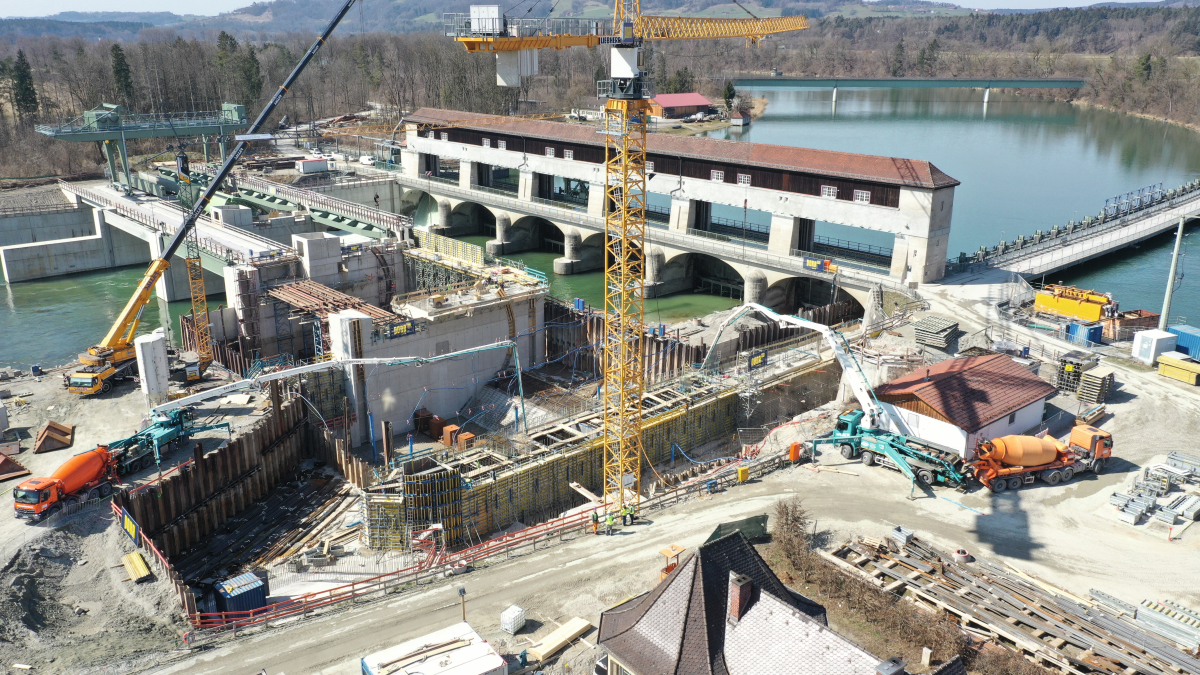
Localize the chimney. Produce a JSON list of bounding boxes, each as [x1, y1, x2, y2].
[[727, 572, 752, 624], [923, 368, 931, 382], [876, 658, 907, 675]]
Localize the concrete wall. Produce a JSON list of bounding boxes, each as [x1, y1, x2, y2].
[[0, 206, 96, 246], [318, 179, 404, 214], [330, 294, 543, 447], [0, 209, 150, 282]]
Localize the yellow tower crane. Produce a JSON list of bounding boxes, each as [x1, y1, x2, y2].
[[446, 4, 808, 511]]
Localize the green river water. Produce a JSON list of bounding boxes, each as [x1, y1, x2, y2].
[[2, 88, 1197, 370]]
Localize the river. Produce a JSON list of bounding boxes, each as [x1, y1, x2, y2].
[[2, 87, 1196, 370]]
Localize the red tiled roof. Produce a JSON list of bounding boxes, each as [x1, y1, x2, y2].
[[408, 108, 960, 189], [874, 354, 1057, 433], [652, 93, 712, 107]]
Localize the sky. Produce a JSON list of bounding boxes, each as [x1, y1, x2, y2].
[[0, 0, 1121, 19]]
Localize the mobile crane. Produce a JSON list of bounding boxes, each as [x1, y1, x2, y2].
[[67, 0, 360, 396]]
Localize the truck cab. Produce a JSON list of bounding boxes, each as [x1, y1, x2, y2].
[[13, 479, 58, 520], [67, 365, 112, 395], [834, 410, 866, 437], [1068, 425, 1113, 464]]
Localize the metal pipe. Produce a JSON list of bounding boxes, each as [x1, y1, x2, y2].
[[1159, 216, 1186, 330]]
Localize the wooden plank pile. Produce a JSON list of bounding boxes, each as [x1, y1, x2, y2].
[[252, 485, 362, 568], [828, 532, 1200, 675], [170, 475, 346, 584], [912, 316, 959, 349], [1076, 367, 1115, 405]]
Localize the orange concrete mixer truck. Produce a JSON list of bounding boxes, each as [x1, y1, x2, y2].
[[968, 426, 1113, 493], [12, 446, 119, 521]]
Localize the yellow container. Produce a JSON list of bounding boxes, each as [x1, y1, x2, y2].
[[1034, 285, 1110, 322], [1158, 363, 1199, 385], [737, 466, 750, 482]]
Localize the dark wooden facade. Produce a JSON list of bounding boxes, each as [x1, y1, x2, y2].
[[435, 127, 902, 208]]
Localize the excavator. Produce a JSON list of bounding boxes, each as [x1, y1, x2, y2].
[[66, 0, 360, 396]]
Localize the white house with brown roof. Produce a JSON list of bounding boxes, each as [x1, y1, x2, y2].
[[873, 354, 1058, 458]]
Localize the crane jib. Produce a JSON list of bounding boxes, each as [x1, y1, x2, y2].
[[160, 0, 357, 262]]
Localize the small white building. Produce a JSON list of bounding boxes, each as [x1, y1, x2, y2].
[[873, 354, 1058, 459], [730, 110, 749, 127], [361, 621, 507, 675]]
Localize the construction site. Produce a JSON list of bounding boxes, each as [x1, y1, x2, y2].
[[2, 2, 1200, 675]]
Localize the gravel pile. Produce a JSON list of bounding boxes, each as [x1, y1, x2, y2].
[[0, 185, 72, 211], [0, 515, 186, 674]]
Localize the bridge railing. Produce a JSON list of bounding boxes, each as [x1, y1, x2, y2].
[[949, 179, 1200, 274], [236, 173, 413, 233]]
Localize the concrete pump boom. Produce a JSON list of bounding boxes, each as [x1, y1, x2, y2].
[[698, 302, 887, 430]]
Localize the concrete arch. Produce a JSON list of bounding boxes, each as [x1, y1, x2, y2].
[[654, 251, 747, 299], [449, 201, 497, 236], [508, 215, 565, 254], [399, 189, 437, 228]]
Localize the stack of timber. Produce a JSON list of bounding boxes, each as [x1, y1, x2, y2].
[[912, 316, 958, 349], [252, 484, 362, 567], [1076, 367, 1115, 404], [1157, 352, 1200, 385], [828, 532, 1200, 675]]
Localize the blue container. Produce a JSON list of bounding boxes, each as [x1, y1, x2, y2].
[[214, 572, 267, 614], [1168, 325, 1200, 356], [574, 297, 585, 311]]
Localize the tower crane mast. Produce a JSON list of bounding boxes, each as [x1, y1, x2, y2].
[[445, 1, 808, 511]]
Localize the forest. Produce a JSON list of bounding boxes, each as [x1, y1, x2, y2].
[[1, 4, 1199, 180]]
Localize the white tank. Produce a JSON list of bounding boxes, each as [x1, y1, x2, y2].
[[134, 332, 169, 408]]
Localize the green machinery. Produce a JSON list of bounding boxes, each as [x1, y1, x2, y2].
[[34, 103, 250, 194], [811, 409, 969, 490], [107, 406, 231, 475]]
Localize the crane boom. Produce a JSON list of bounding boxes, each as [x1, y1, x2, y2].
[[81, 0, 359, 371], [699, 303, 888, 430]]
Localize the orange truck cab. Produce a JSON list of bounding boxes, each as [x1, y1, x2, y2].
[[13, 446, 118, 521]]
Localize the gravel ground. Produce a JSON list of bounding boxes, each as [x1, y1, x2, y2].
[[0, 185, 71, 211], [0, 515, 186, 674]]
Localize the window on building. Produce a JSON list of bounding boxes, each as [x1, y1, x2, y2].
[[711, 170, 725, 182], [821, 185, 837, 198], [737, 174, 751, 186], [440, 132, 449, 141], [854, 189, 871, 203], [545, 147, 555, 157], [482, 138, 491, 148], [498, 140, 507, 150], [1008, 412, 1017, 424], [427, 130, 436, 139], [646, 161, 655, 173], [564, 149, 574, 160]]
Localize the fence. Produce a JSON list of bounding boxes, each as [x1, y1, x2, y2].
[[237, 173, 412, 233], [182, 445, 788, 637], [0, 202, 83, 218]]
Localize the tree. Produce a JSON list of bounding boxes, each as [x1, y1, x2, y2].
[[722, 80, 737, 109], [12, 50, 38, 122], [236, 47, 264, 106], [111, 44, 135, 105], [890, 39, 906, 77], [663, 67, 695, 94]]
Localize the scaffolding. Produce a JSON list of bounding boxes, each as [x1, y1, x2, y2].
[[364, 494, 407, 550], [407, 252, 479, 290], [403, 462, 464, 548]]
